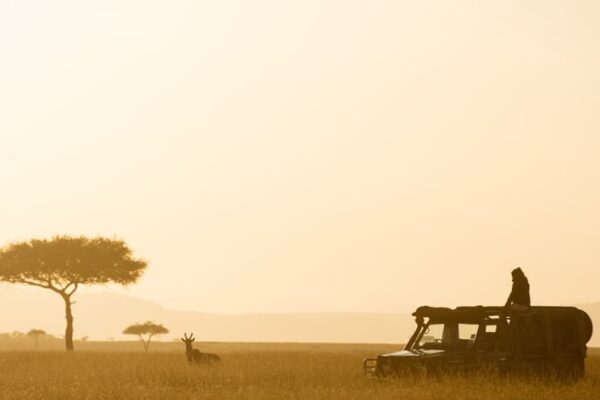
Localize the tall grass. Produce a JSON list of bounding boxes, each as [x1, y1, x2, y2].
[[0, 343, 598, 400]]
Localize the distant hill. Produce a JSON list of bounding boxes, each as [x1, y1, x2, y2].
[[0, 287, 413, 343], [0, 287, 597, 346]]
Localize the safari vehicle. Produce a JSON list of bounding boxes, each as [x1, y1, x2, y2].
[[364, 306, 593, 379]]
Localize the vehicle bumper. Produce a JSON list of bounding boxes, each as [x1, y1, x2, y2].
[[363, 358, 378, 376]]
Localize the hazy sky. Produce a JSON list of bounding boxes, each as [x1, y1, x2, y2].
[[1, 0, 599, 313]]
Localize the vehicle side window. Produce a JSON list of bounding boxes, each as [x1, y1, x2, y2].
[[459, 324, 479, 340], [475, 323, 500, 351]]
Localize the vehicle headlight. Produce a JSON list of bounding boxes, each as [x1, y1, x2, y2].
[[364, 359, 377, 367]]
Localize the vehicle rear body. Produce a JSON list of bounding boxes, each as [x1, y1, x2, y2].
[[364, 306, 593, 379]]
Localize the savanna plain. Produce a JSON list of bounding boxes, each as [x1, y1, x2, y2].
[[0, 342, 599, 400]]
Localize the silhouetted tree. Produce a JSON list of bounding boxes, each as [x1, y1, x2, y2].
[[123, 321, 169, 352], [27, 329, 46, 350], [0, 236, 147, 351]]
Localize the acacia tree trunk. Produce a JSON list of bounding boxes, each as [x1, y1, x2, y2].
[[141, 335, 153, 352], [62, 293, 74, 352]]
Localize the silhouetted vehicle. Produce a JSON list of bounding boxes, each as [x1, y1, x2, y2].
[[363, 306, 593, 379]]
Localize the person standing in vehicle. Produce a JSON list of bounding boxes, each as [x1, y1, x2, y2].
[[504, 267, 530, 312]]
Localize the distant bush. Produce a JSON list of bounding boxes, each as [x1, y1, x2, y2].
[[0, 330, 62, 351], [27, 329, 47, 350], [123, 321, 169, 352]]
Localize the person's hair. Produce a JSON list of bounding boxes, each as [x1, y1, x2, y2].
[[511, 267, 526, 281]]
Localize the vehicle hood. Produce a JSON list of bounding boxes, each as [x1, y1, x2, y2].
[[378, 349, 446, 358]]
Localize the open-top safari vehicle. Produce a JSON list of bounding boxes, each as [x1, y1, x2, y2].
[[364, 305, 593, 379]]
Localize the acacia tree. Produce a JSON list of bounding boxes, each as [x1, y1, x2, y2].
[[123, 321, 169, 352], [0, 236, 147, 351], [27, 329, 46, 350]]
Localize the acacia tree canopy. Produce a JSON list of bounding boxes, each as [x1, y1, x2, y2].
[[27, 329, 46, 337], [123, 321, 169, 336], [0, 235, 148, 351], [0, 236, 147, 290]]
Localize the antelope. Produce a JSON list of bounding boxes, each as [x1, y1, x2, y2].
[[181, 332, 220, 365]]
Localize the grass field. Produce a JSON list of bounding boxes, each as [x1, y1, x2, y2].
[[0, 342, 598, 400]]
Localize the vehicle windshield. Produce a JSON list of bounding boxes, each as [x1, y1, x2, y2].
[[417, 322, 479, 350]]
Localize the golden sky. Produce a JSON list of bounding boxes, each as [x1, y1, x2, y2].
[[1, 0, 599, 313]]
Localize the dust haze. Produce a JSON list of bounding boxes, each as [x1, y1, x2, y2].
[[1, 2, 599, 398], [2, 0, 600, 318]]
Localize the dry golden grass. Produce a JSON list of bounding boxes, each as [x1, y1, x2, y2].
[[0, 342, 598, 400]]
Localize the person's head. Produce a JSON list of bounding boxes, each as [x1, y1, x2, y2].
[[511, 267, 526, 282]]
